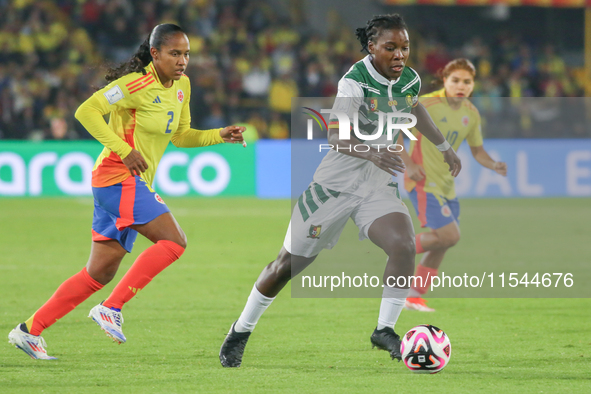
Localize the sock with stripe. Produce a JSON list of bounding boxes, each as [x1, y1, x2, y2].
[[235, 284, 275, 333], [410, 264, 438, 296], [103, 240, 185, 309], [26, 268, 104, 336]]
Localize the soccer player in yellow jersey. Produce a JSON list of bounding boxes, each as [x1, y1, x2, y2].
[[8, 24, 246, 359], [399, 59, 507, 312]]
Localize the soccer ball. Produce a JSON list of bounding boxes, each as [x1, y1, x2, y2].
[[400, 325, 451, 374]]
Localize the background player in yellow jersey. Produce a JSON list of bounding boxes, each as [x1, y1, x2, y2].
[[8, 24, 246, 359], [399, 59, 508, 312]]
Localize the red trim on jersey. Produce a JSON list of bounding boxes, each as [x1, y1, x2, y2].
[[129, 77, 155, 94], [92, 230, 113, 242], [92, 110, 137, 187], [116, 177, 136, 230], [124, 109, 137, 148], [149, 64, 160, 84], [423, 99, 443, 109], [126, 73, 152, 89]]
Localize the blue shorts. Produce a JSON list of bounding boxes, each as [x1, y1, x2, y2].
[[92, 176, 170, 252], [408, 188, 460, 230]]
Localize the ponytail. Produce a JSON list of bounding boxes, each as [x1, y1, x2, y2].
[[105, 35, 152, 83], [104, 23, 186, 83]]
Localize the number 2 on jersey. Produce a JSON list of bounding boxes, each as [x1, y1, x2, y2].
[[165, 111, 174, 134]]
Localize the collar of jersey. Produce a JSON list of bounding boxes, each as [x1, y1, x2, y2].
[[146, 62, 172, 88], [363, 55, 400, 86]]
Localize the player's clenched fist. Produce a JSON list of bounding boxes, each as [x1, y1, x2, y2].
[[122, 149, 149, 176]]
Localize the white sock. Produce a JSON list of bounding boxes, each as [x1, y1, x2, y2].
[[377, 286, 409, 330], [407, 288, 422, 298], [235, 284, 275, 333]]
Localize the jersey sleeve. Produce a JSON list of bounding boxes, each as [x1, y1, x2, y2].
[[406, 68, 421, 108], [328, 77, 364, 130], [74, 73, 146, 159], [466, 108, 483, 147], [170, 81, 224, 147]]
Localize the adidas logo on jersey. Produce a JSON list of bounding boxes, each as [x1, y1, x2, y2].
[[440, 117, 447, 123], [153, 96, 162, 103]]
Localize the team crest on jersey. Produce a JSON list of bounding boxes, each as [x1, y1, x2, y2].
[[406, 93, 418, 108], [369, 98, 378, 112], [441, 205, 451, 217], [307, 225, 322, 239], [177, 89, 184, 103], [462, 116, 469, 126], [154, 193, 165, 204]]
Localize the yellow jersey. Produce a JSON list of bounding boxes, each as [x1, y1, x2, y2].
[[75, 62, 224, 188], [405, 88, 483, 199]]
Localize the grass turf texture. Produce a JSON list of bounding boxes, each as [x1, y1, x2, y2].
[[0, 197, 589, 393]]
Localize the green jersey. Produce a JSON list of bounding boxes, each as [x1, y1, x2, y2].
[[314, 55, 421, 195]]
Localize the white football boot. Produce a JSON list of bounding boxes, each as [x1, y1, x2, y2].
[[8, 324, 57, 360], [89, 304, 126, 344]]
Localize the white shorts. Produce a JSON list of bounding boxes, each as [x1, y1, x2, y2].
[[283, 182, 410, 258]]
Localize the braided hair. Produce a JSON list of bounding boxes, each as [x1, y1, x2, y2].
[[105, 24, 186, 83], [355, 14, 408, 54]]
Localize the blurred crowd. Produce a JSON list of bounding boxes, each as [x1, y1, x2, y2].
[[0, 0, 587, 141]]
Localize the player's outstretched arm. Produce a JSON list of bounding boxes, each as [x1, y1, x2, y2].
[[411, 102, 461, 177], [171, 126, 246, 148], [470, 145, 507, 176]]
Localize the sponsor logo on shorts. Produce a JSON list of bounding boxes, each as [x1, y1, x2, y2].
[[307, 224, 322, 239], [441, 205, 451, 217], [155, 193, 165, 204]]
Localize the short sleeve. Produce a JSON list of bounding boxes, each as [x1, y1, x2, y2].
[[328, 78, 364, 128]]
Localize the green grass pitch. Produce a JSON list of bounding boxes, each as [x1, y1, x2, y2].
[[0, 197, 589, 393]]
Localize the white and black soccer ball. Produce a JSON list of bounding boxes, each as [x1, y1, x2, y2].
[[401, 325, 451, 374]]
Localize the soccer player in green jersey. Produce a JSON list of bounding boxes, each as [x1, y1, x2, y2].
[[220, 14, 461, 367]]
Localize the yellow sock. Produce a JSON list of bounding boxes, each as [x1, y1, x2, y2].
[[24, 315, 35, 333]]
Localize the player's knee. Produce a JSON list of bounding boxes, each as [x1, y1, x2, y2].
[[88, 267, 118, 285], [270, 250, 292, 281], [385, 234, 416, 261], [440, 231, 460, 249], [176, 233, 187, 249], [170, 229, 187, 249]]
